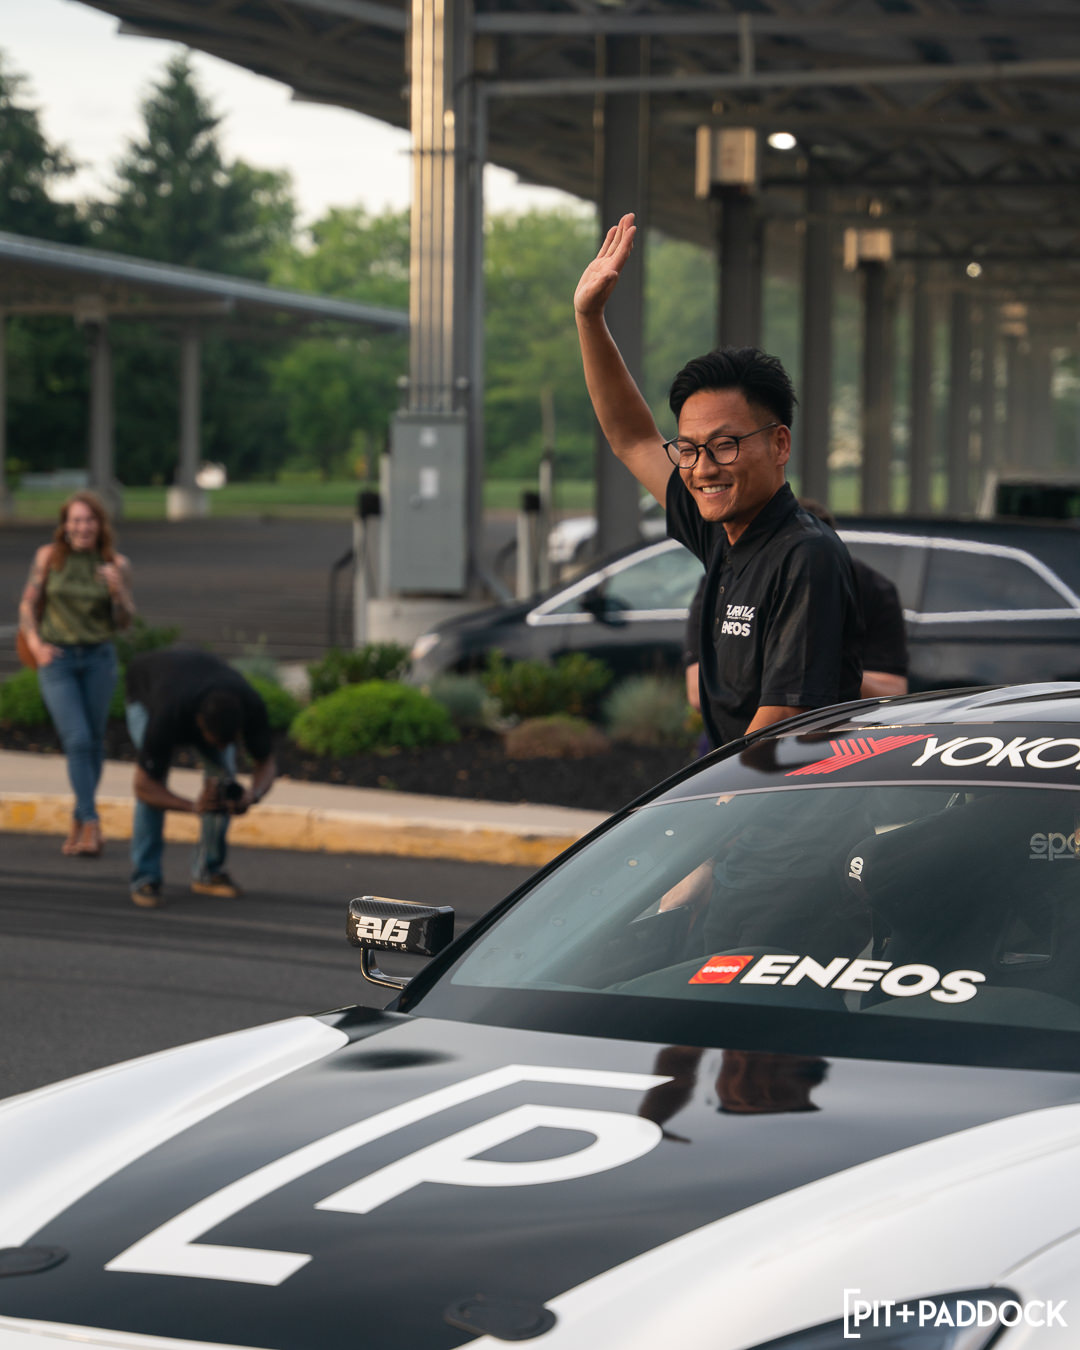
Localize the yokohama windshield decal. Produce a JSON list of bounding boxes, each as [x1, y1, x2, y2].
[[786, 734, 929, 777]]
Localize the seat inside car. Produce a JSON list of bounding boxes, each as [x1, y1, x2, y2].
[[844, 790, 1080, 1026]]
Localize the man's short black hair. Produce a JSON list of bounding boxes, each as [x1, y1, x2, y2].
[[668, 347, 798, 429], [198, 689, 243, 744]]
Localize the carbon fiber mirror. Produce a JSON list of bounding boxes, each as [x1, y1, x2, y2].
[[346, 896, 455, 990]]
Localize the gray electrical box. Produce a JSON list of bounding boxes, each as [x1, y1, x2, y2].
[[386, 411, 468, 594]]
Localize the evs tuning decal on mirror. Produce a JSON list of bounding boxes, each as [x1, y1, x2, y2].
[[690, 953, 985, 1004], [787, 734, 929, 777]]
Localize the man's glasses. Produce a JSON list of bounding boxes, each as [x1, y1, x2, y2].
[[662, 422, 781, 469]]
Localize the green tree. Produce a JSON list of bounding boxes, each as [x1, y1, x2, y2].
[[0, 54, 89, 479], [270, 206, 409, 477], [91, 56, 296, 484], [484, 207, 597, 479], [91, 55, 294, 275]]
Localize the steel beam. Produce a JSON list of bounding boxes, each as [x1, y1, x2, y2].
[[978, 307, 1000, 473], [0, 311, 9, 520], [595, 35, 650, 559], [475, 11, 1080, 40], [167, 324, 207, 520], [87, 322, 121, 519], [717, 190, 760, 348], [1004, 335, 1027, 469], [946, 290, 974, 513], [908, 265, 934, 515], [485, 58, 1080, 102], [1028, 337, 1056, 470], [799, 173, 832, 504], [860, 260, 894, 514]]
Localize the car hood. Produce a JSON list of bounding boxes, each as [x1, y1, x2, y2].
[[2, 1009, 1080, 1350]]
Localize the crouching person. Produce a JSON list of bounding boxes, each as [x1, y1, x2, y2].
[[125, 649, 276, 908]]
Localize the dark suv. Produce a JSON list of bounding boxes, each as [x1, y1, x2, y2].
[[409, 518, 1080, 694], [840, 517, 1080, 691]]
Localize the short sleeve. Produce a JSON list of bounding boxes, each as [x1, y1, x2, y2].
[[684, 575, 706, 667], [759, 539, 859, 708], [666, 469, 710, 564], [137, 713, 175, 782]]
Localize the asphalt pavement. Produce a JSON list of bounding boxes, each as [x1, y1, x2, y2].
[[1, 832, 535, 1101]]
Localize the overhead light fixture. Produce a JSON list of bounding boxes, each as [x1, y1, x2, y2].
[[966, 261, 984, 279], [767, 131, 798, 151]]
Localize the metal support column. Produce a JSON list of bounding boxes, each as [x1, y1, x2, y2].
[[594, 34, 649, 558], [978, 305, 1000, 474], [799, 174, 832, 503], [1004, 333, 1024, 464], [718, 189, 760, 348], [946, 289, 973, 513], [87, 321, 121, 519], [0, 311, 10, 520], [1028, 336, 1055, 469], [374, 0, 480, 640], [167, 324, 207, 520], [860, 260, 894, 514], [908, 264, 934, 514]]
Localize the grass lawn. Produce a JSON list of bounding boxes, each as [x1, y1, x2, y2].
[[8, 469, 944, 522]]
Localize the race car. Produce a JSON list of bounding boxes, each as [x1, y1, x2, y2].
[[5, 682, 1080, 1349]]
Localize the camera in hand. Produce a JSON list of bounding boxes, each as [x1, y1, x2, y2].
[[220, 779, 245, 804]]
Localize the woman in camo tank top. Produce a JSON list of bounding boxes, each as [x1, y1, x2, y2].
[[18, 492, 135, 856]]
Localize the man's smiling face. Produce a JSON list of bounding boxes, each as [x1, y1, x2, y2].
[[677, 388, 790, 542]]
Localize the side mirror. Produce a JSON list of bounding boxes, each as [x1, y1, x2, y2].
[[346, 895, 455, 990], [580, 585, 625, 625]]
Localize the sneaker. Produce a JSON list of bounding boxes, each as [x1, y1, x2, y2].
[[191, 872, 242, 899], [131, 881, 163, 909]]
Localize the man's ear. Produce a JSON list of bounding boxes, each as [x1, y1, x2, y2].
[[774, 425, 792, 468]]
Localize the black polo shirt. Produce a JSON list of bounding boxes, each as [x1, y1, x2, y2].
[[667, 476, 862, 747]]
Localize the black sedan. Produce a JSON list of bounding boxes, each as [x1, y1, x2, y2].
[[411, 519, 1080, 693], [4, 684, 1080, 1349]]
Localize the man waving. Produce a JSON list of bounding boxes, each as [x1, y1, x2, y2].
[[575, 213, 862, 747]]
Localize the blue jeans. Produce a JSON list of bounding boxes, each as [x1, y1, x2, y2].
[[125, 701, 237, 889], [37, 641, 118, 824]]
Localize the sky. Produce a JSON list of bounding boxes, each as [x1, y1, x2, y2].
[[3, 0, 580, 227]]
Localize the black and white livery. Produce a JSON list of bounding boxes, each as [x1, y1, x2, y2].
[[5, 684, 1080, 1349]]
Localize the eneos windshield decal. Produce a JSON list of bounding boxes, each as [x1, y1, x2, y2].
[[691, 953, 985, 1004]]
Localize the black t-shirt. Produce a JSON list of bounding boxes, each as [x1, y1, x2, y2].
[[684, 556, 908, 678], [126, 649, 272, 782], [854, 559, 908, 677], [667, 476, 862, 747]]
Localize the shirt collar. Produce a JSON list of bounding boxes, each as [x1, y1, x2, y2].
[[721, 482, 799, 573]]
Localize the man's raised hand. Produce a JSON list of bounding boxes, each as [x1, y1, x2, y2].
[[573, 213, 637, 319]]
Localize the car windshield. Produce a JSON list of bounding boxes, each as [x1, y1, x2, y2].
[[410, 760, 1080, 1070]]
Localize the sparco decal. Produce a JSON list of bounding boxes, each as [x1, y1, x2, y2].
[[690, 953, 986, 1004], [913, 735, 1080, 770], [787, 734, 929, 777]]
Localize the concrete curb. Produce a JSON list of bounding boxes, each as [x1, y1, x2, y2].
[[0, 793, 588, 868]]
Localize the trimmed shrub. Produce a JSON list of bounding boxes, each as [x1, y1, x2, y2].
[[307, 644, 410, 699], [0, 669, 48, 727], [504, 714, 609, 760], [291, 680, 458, 756], [113, 616, 181, 665], [604, 675, 696, 747], [246, 675, 301, 732], [426, 674, 496, 730], [483, 651, 612, 721]]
